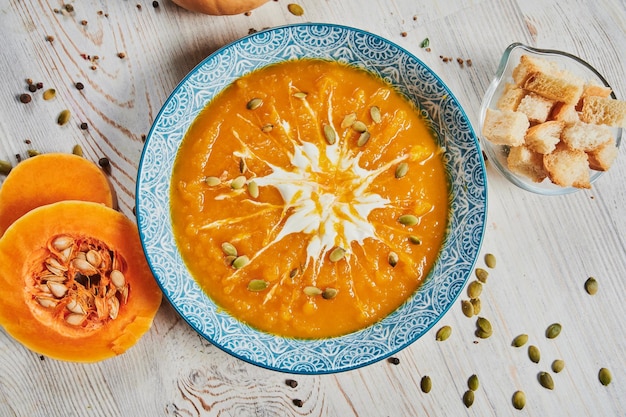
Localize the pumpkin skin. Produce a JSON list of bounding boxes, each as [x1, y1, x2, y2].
[[171, 0, 269, 15], [0, 153, 114, 237], [0, 201, 162, 362]]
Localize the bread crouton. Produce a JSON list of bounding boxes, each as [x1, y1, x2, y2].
[[550, 102, 580, 123], [482, 108, 529, 146], [560, 121, 613, 152], [512, 55, 559, 86], [496, 83, 525, 111], [525, 120, 563, 154], [516, 93, 555, 123], [543, 144, 591, 189], [523, 71, 584, 105], [507, 145, 548, 182], [587, 138, 618, 171], [580, 96, 626, 128]]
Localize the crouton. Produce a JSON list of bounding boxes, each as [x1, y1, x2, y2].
[[482, 108, 529, 146], [507, 145, 548, 182], [587, 138, 618, 171], [523, 71, 584, 105], [560, 121, 613, 152], [496, 83, 525, 111], [550, 102, 580, 123], [516, 92, 555, 123], [543, 144, 591, 189], [525, 120, 564, 154], [512, 55, 559, 86], [580, 96, 626, 128]]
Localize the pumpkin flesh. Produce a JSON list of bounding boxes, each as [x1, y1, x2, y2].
[[171, 0, 269, 15], [0, 201, 162, 362]]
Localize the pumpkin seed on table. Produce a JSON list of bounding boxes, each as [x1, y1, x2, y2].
[[511, 334, 528, 347], [585, 277, 598, 295], [461, 299, 474, 318], [475, 268, 489, 283], [72, 144, 83, 157], [420, 375, 432, 393], [476, 317, 492, 334], [467, 280, 482, 299], [538, 371, 554, 390], [551, 359, 565, 373], [512, 390, 526, 410], [467, 374, 479, 391], [528, 345, 541, 363], [287, 3, 304, 16], [484, 253, 496, 268], [462, 390, 474, 408], [43, 88, 56, 100], [470, 298, 481, 315], [545, 323, 562, 339], [599, 368, 612, 386], [435, 325, 451, 341], [0, 159, 12, 175], [57, 109, 71, 126]]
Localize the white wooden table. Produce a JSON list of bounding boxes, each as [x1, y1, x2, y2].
[[1, 1, 625, 416]]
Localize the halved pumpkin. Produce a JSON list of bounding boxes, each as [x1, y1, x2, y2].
[[171, 0, 269, 15], [0, 200, 162, 362], [0, 153, 114, 237]]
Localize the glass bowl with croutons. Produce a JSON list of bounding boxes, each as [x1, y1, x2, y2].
[[479, 42, 623, 195]]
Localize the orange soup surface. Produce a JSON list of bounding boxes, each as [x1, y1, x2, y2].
[[171, 59, 449, 339]]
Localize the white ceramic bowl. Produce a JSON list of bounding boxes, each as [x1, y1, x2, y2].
[[479, 42, 622, 195]]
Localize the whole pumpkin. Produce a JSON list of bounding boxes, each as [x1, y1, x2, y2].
[[171, 0, 269, 15]]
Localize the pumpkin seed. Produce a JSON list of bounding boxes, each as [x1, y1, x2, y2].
[[322, 287, 338, 300], [436, 325, 452, 341], [246, 98, 263, 110], [65, 313, 86, 326], [546, 323, 562, 339], [248, 279, 269, 292], [461, 299, 474, 317], [287, 3, 304, 16], [395, 162, 409, 178], [36, 296, 58, 308], [292, 92, 307, 99], [352, 120, 367, 133], [512, 391, 526, 410], [27, 149, 41, 157], [409, 235, 422, 245], [462, 390, 474, 408], [398, 214, 418, 226], [0, 159, 12, 175], [341, 112, 357, 128], [221, 242, 238, 257], [248, 181, 259, 198], [52, 235, 73, 251], [57, 109, 71, 125], [357, 131, 371, 147], [329, 247, 346, 262], [420, 376, 432, 393], [370, 106, 382, 123], [231, 175, 247, 189], [205, 176, 221, 186], [388, 251, 399, 267], [475, 328, 492, 339], [289, 268, 299, 279], [538, 371, 554, 390], [232, 255, 249, 269], [599, 368, 612, 386], [476, 317, 492, 334], [47, 281, 68, 298], [467, 280, 482, 299], [239, 158, 247, 173], [475, 268, 489, 283], [528, 345, 541, 363], [512, 334, 528, 348], [72, 144, 83, 157], [470, 298, 481, 315], [323, 124, 336, 145], [224, 255, 237, 265], [261, 123, 274, 133], [110, 270, 126, 289], [43, 88, 56, 100], [551, 359, 565, 373], [468, 374, 479, 391], [303, 286, 322, 296], [484, 253, 496, 268], [584, 277, 598, 295]]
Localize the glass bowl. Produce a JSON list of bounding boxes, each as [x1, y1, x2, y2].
[[479, 42, 622, 195]]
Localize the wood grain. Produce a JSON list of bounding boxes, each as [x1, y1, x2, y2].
[[0, 0, 625, 416]]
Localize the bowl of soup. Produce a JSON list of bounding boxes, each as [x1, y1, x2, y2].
[[136, 23, 487, 374]]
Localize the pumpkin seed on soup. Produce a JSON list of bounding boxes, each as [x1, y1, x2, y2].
[[395, 162, 409, 179], [231, 175, 246, 189], [352, 120, 367, 133], [322, 287, 338, 300], [221, 242, 238, 257], [341, 112, 357, 128], [370, 106, 382, 123], [246, 98, 263, 110], [303, 286, 322, 296], [232, 255, 249, 269], [408, 235, 422, 245], [248, 279, 269, 292], [357, 131, 370, 147], [329, 247, 346, 262], [398, 214, 418, 226], [205, 176, 221, 186], [323, 124, 336, 145], [248, 180, 259, 198], [292, 92, 307, 99], [388, 251, 399, 267]]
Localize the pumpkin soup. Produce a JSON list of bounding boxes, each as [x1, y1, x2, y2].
[[170, 59, 449, 338]]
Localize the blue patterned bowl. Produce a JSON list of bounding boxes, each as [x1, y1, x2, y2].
[[136, 23, 487, 374]]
